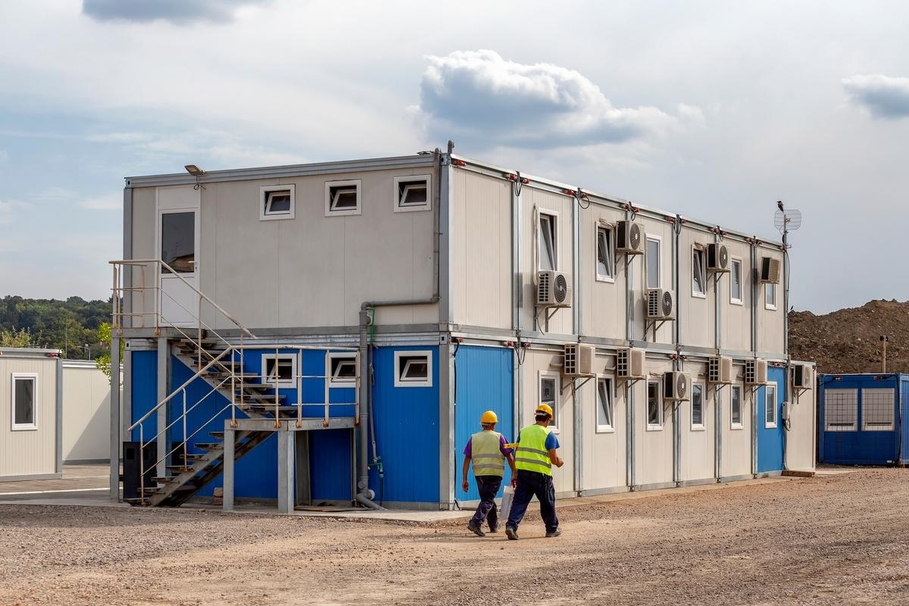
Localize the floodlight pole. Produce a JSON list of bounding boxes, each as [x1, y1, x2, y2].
[[881, 335, 889, 373]]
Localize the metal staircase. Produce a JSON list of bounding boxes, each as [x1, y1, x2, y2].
[[113, 259, 359, 509]]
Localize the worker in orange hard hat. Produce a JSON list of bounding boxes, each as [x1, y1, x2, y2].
[[505, 403, 563, 540], [461, 409, 516, 537]]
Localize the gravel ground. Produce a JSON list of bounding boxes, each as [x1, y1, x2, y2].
[[2, 468, 909, 605]]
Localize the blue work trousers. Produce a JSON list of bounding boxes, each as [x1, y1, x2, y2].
[[471, 475, 502, 530], [506, 469, 558, 533]]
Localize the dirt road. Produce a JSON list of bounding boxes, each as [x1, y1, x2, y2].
[[2, 468, 908, 605]]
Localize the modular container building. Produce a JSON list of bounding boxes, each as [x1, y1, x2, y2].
[[110, 148, 817, 511], [0, 348, 63, 481], [818, 373, 909, 465]]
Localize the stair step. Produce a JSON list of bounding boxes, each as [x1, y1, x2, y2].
[[193, 443, 222, 451]]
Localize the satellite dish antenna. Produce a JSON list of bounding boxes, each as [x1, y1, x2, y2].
[[773, 201, 801, 249]]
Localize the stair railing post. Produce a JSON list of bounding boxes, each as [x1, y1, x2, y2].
[[297, 349, 303, 429], [182, 390, 188, 471], [139, 424, 144, 502]]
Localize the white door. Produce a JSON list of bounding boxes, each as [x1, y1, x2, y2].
[[157, 186, 200, 327]]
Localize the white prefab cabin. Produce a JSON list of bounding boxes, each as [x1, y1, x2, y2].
[[111, 149, 816, 510]]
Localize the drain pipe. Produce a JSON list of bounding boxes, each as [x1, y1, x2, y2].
[[672, 215, 682, 487], [750, 237, 758, 477], [714, 231, 723, 482]]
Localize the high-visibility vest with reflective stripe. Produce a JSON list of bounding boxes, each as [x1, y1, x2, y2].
[[514, 424, 552, 476], [470, 431, 505, 477]]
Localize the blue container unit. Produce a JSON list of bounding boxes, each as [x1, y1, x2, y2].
[[818, 373, 909, 466]]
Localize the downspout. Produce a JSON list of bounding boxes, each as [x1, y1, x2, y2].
[[673, 216, 681, 487], [572, 193, 582, 495], [355, 149, 443, 510], [714, 232, 723, 482], [750, 238, 758, 477], [625, 206, 636, 491], [512, 173, 523, 452]]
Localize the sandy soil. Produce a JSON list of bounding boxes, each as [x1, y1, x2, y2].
[[2, 468, 909, 605]]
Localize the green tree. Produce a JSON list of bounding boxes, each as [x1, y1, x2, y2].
[[0, 327, 32, 347], [95, 322, 123, 385]]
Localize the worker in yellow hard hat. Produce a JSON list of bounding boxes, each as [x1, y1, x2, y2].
[[461, 410, 516, 537], [504, 403, 564, 540]]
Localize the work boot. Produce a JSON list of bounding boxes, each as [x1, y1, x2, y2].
[[505, 527, 519, 540], [467, 521, 485, 537], [488, 523, 499, 533], [545, 527, 562, 538]]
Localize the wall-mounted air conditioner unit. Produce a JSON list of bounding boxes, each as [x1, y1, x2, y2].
[[647, 289, 675, 320], [563, 343, 595, 377], [708, 356, 733, 384], [760, 257, 781, 284], [791, 363, 813, 389], [663, 371, 691, 401], [745, 359, 768, 385], [536, 271, 572, 308], [617, 348, 645, 379], [615, 220, 644, 255], [707, 243, 729, 273]]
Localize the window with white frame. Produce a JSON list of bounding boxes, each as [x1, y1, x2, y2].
[[328, 352, 357, 387], [691, 382, 704, 429], [765, 282, 776, 310], [394, 351, 432, 387], [730, 385, 743, 429], [538, 211, 558, 271], [325, 180, 361, 216], [647, 380, 662, 429], [824, 388, 858, 432], [764, 383, 777, 428], [260, 184, 295, 221], [393, 175, 431, 212], [11, 373, 38, 430], [263, 354, 296, 387], [646, 237, 661, 289], [539, 371, 560, 430], [596, 224, 615, 282], [730, 258, 743, 305], [596, 376, 614, 432], [862, 388, 895, 431], [692, 246, 707, 297]]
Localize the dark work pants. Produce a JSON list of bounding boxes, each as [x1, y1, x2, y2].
[[471, 475, 502, 529], [506, 469, 558, 533]]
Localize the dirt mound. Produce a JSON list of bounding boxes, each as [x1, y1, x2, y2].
[[789, 299, 909, 374]]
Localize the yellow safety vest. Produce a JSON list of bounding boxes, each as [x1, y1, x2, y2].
[[514, 424, 552, 476], [470, 431, 505, 477]]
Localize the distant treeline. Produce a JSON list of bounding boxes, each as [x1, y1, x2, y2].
[[0, 295, 112, 359]]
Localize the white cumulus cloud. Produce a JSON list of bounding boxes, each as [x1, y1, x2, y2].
[[417, 50, 690, 150], [843, 74, 909, 119]]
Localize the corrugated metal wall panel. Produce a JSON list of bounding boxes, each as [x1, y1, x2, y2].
[[454, 346, 514, 503], [309, 429, 353, 501], [129, 350, 158, 441], [819, 374, 902, 465], [369, 346, 440, 505]]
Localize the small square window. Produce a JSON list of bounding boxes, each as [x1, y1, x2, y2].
[[263, 354, 296, 387], [647, 380, 662, 429], [260, 184, 295, 221], [730, 385, 743, 429], [596, 225, 614, 282], [329, 353, 358, 387], [325, 180, 361, 216], [11, 374, 38, 431], [765, 384, 777, 428], [394, 175, 432, 212], [692, 247, 706, 297], [765, 283, 777, 310], [538, 212, 558, 271], [691, 383, 704, 429], [394, 350, 432, 387], [730, 258, 743, 305], [596, 376, 614, 432]]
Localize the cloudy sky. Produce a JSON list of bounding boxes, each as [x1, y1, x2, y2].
[[1, 0, 908, 314]]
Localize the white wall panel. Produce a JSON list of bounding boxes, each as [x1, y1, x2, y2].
[[0, 357, 58, 478]]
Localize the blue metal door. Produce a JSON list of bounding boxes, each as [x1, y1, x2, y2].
[[757, 367, 784, 472]]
